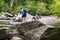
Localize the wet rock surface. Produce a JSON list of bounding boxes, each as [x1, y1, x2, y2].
[[0, 20, 12, 24]]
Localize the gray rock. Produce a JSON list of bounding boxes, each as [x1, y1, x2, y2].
[[26, 13, 33, 21], [2, 12, 13, 17], [15, 17, 22, 22], [17, 21, 45, 33], [0, 27, 10, 39], [0, 20, 12, 24], [24, 26, 48, 40], [9, 29, 19, 37], [39, 17, 60, 26]]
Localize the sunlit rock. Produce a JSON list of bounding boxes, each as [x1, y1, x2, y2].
[[24, 26, 48, 40], [39, 17, 60, 26], [10, 37, 23, 40]]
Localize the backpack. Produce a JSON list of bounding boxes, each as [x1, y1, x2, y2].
[[20, 9, 26, 15]]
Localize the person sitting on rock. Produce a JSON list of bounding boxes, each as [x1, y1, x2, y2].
[[32, 14, 39, 20]]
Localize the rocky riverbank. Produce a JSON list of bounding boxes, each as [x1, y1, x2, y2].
[[0, 13, 60, 40], [0, 20, 60, 40]]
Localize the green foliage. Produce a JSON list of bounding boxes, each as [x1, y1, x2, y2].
[[36, 2, 49, 15], [25, 2, 48, 15], [0, 0, 9, 13], [0, 0, 60, 16], [49, 0, 60, 16], [25, 1, 37, 15]]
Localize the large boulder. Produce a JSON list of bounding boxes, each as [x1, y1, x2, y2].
[[26, 13, 33, 21], [15, 17, 22, 22], [39, 17, 60, 26], [17, 21, 45, 34], [40, 28, 60, 40], [9, 29, 20, 37], [24, 26, 48, 40], [2, 12, 13, 17], [0, 20, 12, 24]]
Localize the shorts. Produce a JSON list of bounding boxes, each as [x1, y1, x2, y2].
[[22, 14, 26, 18]]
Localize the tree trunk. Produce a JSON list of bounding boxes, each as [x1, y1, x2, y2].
[[10, 0, 14, 7], [10, 0, 18, 7]]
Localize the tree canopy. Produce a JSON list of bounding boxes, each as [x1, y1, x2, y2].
[[0, 0, 60, 16]]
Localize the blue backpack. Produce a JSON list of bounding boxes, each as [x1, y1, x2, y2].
[[20, 9, 26, 15]]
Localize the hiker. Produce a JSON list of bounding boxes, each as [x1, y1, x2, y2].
[[32, 14, 39, 20], [20, 8, 27, 21]]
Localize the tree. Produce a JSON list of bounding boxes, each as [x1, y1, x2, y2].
[[10, 0, 18, 7], [49, 0, 60, 17]]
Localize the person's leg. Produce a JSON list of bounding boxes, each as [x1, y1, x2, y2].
[[22, 17, 26, 21], [22, 14, 26, 21], [22, 17, 26, 22], [24, 17, 26, 20]]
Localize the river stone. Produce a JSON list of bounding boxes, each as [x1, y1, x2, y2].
[[24, 26, 48, 40], [10, 37, 23, 40], [0, 27, 10, 39], [17, 21, 45, 33]]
